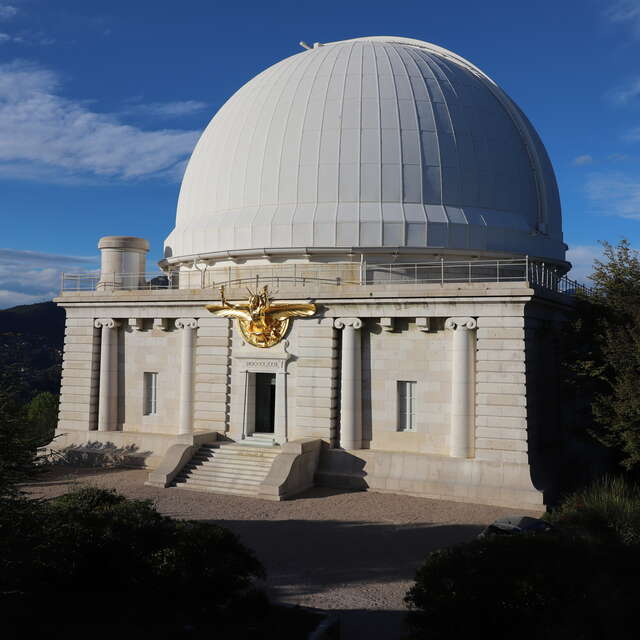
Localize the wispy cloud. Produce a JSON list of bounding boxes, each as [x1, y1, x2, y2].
[[607, 77, 640, 105], [122, 100, 208, 119], [573, 154, 594, 166], [0, 248, 98, 310], [0, 4, 17, 21], [608, 152, 631, 161], [566, 245, 603, 283], [0, 60, 201, 183], [604, 1, 640, 36], [627, 127, 640, 141], [585, 171, 640, 218]]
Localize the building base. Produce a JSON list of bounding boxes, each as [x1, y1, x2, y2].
[[316, 448, 544, 510]]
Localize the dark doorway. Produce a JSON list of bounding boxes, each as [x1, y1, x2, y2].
[[254, 373, 276, 433]]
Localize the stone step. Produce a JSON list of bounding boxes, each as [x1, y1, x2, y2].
[[215, 448, 280, 459], [172, 442, 280, 497], [183, 464, 270, 478], [174, 481, 256, 497], [179, 467, 268, 482], [176, 477, 259, 491]]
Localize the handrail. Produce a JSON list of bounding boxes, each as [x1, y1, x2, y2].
[[60, 257, 592, 297]]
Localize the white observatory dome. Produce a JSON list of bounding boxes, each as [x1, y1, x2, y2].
[[164, 36, 566, 266]]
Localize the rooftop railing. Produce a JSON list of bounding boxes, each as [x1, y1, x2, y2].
[[60, 257, 592, 297]]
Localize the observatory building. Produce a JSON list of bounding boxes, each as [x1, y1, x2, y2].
[[55, 36, 573, 508]]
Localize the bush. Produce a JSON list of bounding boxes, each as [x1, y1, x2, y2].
[[25, 391, 58, 447], [405, 533, 640, 640], [548, 475, 640, 546], [0, 488, 266, 635]]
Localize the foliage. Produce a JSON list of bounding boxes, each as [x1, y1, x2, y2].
[[405, 532, 639, 640], [548, 475, 640, 546], [561, 239, 640, 470], [0, 388, 48, 500], [406, 477, 640, 638], [0, 487, 267, 635], [25, 391, 58, 446]]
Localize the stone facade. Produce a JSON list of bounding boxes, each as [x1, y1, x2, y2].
[[54, 278, 569, 507]]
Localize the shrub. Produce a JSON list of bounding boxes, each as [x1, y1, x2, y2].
[[405, 533, 640, 640], [548, 475, 640, 546], [0, 488, 266, 634], [25, 391, 58, 447]]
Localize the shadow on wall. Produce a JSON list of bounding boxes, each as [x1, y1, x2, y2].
[[314, 448, 369, 491], [59, 441, 152, 468]]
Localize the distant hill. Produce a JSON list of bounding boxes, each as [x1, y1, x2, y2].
[[0, 301, 65, 348], [0, 301, 65, 401]]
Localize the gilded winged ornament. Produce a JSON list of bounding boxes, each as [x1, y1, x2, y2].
[[205, 285, 316, 348]]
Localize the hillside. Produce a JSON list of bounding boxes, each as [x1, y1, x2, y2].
[[0, 301, 65, 401], [0, 301, 65, 348]]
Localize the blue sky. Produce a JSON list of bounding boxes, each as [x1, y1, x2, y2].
[[2, 0, 640, 307]]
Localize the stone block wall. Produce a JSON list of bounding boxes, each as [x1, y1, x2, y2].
[[294, 318, 339, 444], [193, 316, 231, 434], [364, 318, 451, 454], [120, 323, 181, 434], [475, 316, 528, 463], [58, 316, 100, 432]]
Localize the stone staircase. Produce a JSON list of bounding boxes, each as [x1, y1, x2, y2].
[[173, 442, 281, 497]]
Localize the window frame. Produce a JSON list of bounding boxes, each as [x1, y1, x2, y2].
[[397, 380, 417, 432], [143, 372, 158, 416]]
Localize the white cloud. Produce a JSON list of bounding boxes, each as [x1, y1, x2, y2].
[[572, 154, 594, 166], [122, 100, 208, 119], [605, 1, 640, 36], [585, 171, 640, 218], [607, 77, 640, 105], [0, 60, 201, 183], [0, 4, 17, 21], [627, 127, 640, 141], [0, 248, 98, 309], [0, 289, 50, 308], [566, 245, 603, 283], [608, 152, 631, 161]]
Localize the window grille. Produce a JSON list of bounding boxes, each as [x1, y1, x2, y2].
[[143, 372, 158, 415], [398, 381, 416, 431]]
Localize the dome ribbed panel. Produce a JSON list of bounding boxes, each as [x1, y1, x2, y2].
[[167, 37, 564, 262]]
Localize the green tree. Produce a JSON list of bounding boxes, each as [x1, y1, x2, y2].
[[0, 388, 44, 500], [562, 239, 640, 471], [587, 240, 640, 469], [25, 391, 58, 446]]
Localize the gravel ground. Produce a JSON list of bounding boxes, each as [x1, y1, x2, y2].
[[25, 467, 543, 639]]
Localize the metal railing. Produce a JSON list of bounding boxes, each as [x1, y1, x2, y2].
[[60, 257, 592, 297]]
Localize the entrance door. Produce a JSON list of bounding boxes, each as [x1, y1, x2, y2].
[[254, 373, 276, 433]]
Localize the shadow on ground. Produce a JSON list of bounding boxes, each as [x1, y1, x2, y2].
[[203, 518, 480, 593]]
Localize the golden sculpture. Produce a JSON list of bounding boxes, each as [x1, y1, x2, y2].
[[205, 285, 316, 348]]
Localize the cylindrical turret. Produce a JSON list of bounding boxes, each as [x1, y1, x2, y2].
[[97, 236, 149, 290]]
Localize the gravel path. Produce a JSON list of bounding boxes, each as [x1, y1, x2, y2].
[[25, 467, 542, 639]]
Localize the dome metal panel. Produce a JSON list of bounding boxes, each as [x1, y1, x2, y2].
[[165, 36, 565, 263]]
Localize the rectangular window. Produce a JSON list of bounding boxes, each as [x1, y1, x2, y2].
[[143, 372, 158, 416], [397, 381, 416, 431]]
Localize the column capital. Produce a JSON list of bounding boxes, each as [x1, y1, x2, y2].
[[94, 318, 119, 329], [175, 317, 198, 330], [334, 317, 363, 330], [445, 316, 477, 331], [128, 318, 144, 331]]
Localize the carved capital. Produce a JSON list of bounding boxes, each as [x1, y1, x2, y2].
[[380, 317, 395, 332], [175, 318, 198, 330], [153, 318, 170, 331], [94, 318, 119, 329], [128, 318, 144, 331], [445, 316, 477, 331], [334, 317, 363, 330]]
